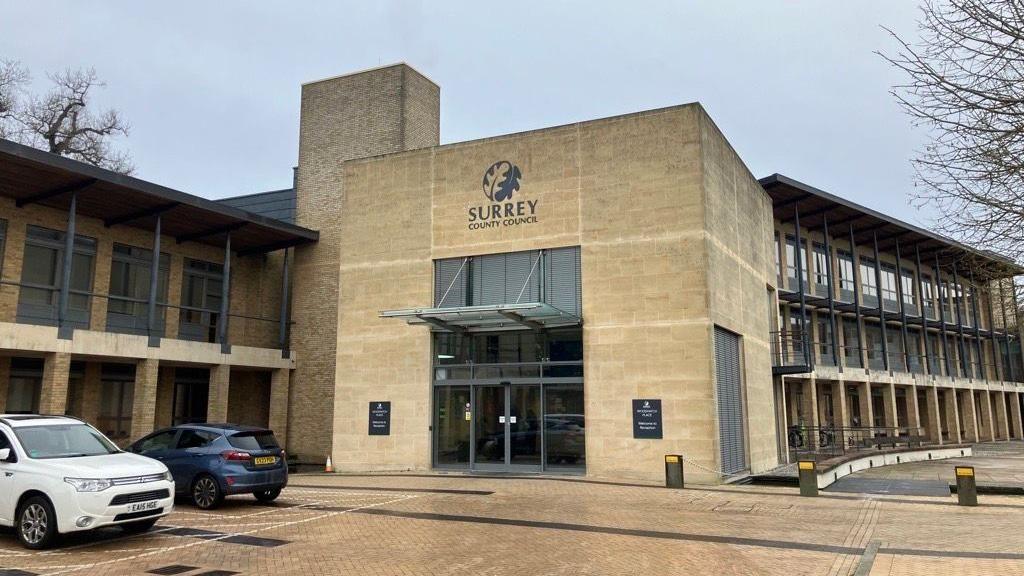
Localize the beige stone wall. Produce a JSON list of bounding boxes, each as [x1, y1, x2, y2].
[[699, 112, 778, 475], [291, 64, 439, 462], [333, 103, 779, 483]]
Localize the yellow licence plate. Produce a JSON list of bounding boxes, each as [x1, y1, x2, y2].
[[254, 456, 277, 466]]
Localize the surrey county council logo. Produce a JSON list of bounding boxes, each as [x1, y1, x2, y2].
[[482, 160, 521, 202], [468, 160, 538, 230]]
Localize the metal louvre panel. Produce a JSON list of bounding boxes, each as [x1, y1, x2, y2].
[[544, 247, 581, 316], [505, 251, 539, 303], [714, 327, 747, 475], [471, 253, 506, 306], [434, 258, 466, 307]]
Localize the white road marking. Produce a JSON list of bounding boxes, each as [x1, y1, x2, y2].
[[35, 493, 420, 576]]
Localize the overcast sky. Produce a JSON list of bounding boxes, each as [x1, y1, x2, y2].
[[0, 1, 932, 223]]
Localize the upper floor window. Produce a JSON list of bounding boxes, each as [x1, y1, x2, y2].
[[837, 250, 855, 300], [880, 263, 899, 311], [18, 225, 96, 329], [774, 233, 782, 282], [921, 275, 936, 319], [811, 243, 829, 297], [179, 258, 223, 343], [107, 243, 170, 336], [859, 258, 878, 300], [784, 236, 808, 292], [900, 268, 917, 314], [434, 247, 581, 316]]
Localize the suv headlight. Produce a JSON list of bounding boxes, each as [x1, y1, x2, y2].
[[163, 471, 174, 483], [64, 477, 113, 492]]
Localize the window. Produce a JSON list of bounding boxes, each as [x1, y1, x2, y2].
[[842, 318, 861, 368], [97, 364, 136, 440], [816, 315, 834, 365], [859, 258, 878, 306], [177, 429, 218, 449], [900, 269, 917, 315], [864, 322, 884, 370], [837, 250, 856, 301], [17, 225, 96, 328], [227, 431, 279, 450], [922, 275, 936, 319], [880, 264, 898, 311], [136, 429, 178, 453], [784, 236, 808, 292], [179, 259, 224, 342], [907, 328, 923, 373], [928, 333, 943, 375], [774, 233, 782, 283], [812, 243, 830, 297], [434, 247, 581, 315], [7, 357, 43, 414], [14, 424, 118, 459], [107, 244, 170, 335], [941, 281, 954, 320]]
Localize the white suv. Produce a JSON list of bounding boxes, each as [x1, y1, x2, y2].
[[0, 414, 175, 549]]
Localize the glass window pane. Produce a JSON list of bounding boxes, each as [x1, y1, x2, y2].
[[434, 386, 471, 466], [545, 385, 585, 470]]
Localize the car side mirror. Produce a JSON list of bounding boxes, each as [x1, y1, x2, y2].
[[0, 448, 10, 462]]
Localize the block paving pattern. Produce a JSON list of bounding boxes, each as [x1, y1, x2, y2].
[[0, 471, 1023, 575]]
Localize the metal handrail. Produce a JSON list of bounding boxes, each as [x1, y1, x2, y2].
[[787, 425, 927, 460]]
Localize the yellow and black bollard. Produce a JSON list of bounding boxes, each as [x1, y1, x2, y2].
[[798, 460, 818, 497], [665, 454, 684, 488], [955, 466, 978, 506]]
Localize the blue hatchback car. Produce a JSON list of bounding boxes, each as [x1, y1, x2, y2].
[[128, 424, 287, 510]]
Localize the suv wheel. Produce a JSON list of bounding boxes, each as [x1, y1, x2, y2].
[[253, 488, 282, 503], [192, 475, 224, 510], [18, 496, 58, 550]]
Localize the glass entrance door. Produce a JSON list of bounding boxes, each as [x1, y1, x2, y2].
[[471, 384, 542, 471], [473, 385, 506, 469]]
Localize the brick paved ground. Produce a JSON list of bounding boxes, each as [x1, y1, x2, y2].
[[2, 464, 1024, 575]]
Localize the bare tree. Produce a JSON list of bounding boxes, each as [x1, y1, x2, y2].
[[0, 64, 133, 174], [880, 1, 1024, 266], [0, 60, 29, 138]]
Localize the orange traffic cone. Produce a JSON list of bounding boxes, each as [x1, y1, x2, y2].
[[324, 454, 334, 473]]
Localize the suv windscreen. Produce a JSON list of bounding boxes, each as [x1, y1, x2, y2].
[[227, 431, 279, 451], [14, 424, 119, 459]]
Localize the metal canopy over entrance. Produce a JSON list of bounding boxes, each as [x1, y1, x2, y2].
[[379, 302, 582, 333]]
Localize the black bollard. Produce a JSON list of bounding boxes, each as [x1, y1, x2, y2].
[[955, 466, 978, 506], [798, 460, 818, 497], [665, 454, 684, 488]]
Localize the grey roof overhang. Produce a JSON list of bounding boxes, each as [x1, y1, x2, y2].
[[0, 138, 318, 255], [761, 173, 1023, 280], [379, 302, 582, 332]]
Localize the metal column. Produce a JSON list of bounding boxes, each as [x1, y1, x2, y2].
[[935, 255, 953, 378], [57, 191, 77, 340], [987, 280, 1003, 382], [968, 270, 984, 380], [278, 248, 291, 357], [147, 214, 162, 347], [894, 238, 911, 373], [915, 246, 932, 375], [873, 232, 889, 372], [850, 225, 865, 369], [217, 232, 232, 354], [999, 280, 1016, 382], [793, 205, 810, 368], [952, 263, 969, 377], [822, 216, 840, 370]]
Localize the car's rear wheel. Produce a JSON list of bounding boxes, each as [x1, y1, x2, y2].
[[191, 475, 224, 510], [120, 518, 159, 534], [17, 496, 58, 550], [253, 488, 282, 503]]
